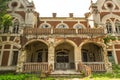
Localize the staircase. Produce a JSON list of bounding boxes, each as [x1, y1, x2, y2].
[[49, 70, 83, 77]]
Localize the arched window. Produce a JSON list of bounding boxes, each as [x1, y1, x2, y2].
[[106, 20, 112, 33], [40, 23, 51, 28], [73, 24, 84, 29], [115, 20, 120, 33], [13, 19, 19, 33], [56, 24, 68, 29]]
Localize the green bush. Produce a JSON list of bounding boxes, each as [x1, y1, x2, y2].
[[0, 73, 30, 80]]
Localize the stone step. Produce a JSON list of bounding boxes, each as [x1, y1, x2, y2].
[[49, 70, 84, 77]]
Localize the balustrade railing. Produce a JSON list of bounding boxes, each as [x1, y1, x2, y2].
[[83, 62, 106, 72], [23, 62, 50, 73], [53, 29, 76, 34], [23, 28, 105, 35], [54, 62, 75, 70]]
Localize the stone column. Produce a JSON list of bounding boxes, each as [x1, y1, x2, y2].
[[74, 47, 80, 71], [48, 43, 55, 71], [16, 49, 27, 72], [103, 46, 112, 73], [113, 44, 118, 64]]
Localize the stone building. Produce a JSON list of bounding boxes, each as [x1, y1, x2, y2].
[[0, 0, 120, 74]]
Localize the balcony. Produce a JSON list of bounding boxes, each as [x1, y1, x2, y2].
[[23, 28, 105, 35]]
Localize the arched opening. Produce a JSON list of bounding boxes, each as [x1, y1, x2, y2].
[[115, 20, 120, 33], [25, 41, 48, 62], [106, 20, 112, 33], [81, 43, 103, 62], [55, 42, 75, 70], [12, 19, 19, 33]]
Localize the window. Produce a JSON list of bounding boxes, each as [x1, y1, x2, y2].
[[11, 51, 18, 66], [13, 19, 19, 33], [106, 21, 112, 33], [58, 24, 66, 28], [40, 23, 51, 28], [115, 20, 120, 33], [41, 24, 50, 28], [74, 24, 83, 29], [107, 51, 115, 64], [56, 23, 69, 29], [3, 26, 9, 33]]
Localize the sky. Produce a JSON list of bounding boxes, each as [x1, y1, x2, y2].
[[32, 0, 97, 17]]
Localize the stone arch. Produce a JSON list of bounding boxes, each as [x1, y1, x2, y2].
[[102, 14, 120, 24], [79, 41, 106, 51], [23, 39, 49, 63], [79, 41, 106, 62], [55, 39, 77, 48], [23, 39, 48, 49], [9, 13, 24, 24], [102, 14, 120, 33], [54, 39, 76, 70]]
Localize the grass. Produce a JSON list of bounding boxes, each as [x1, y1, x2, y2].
[[0, 64, 120, 80], [0, 73, 30, 80], [88, 64, 120, 80]]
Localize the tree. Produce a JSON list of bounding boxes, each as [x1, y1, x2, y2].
[[0, 0, 9, 13], [0, 0, 12, 30], [2, 14, 12, 33]]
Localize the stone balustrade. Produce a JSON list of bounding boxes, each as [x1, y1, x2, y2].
[[23, 28, 105, 35]]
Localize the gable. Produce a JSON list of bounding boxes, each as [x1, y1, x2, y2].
[[96, 0, 120, 11], [8, 0, 35, 11]]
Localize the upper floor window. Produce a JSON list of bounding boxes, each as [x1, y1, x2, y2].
[[13, 19, 19, 33], [73, 24, 84, 29], [3, 26, 9, 33], [115, 20, 120, 33], [56, 24, 69, 29], [40, 23, 51, 28], [106, 21, 112, 33]]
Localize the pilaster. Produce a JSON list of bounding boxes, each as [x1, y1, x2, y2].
[[113, 44, 118, 64], [103, 46, 112, 73], [74, 47, 81, 71], [48, 43, 55, 71], [16, 49, 27, 72]]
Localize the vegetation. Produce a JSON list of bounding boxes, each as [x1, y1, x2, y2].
[[89, 64, 120, 80], [0, 0, 12, 30], [103, 35, 116, 45], [1, 14, 12, 31], [0, 73, 30, 80], [0, 64, 120, 80]]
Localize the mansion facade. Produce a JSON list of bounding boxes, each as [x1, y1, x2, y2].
[[0, 0, 120, 73]]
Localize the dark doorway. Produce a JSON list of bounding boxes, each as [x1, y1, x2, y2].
[[55, 51, 69, 70]]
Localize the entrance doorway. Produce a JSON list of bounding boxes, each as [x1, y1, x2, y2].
[[56, 50, 69, 70], [55, 42, 75, 70]]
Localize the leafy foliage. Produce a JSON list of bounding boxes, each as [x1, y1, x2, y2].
[[2, 14, 12, 28], [0, 0, 12, 30], [91, 64, 120, 79], [0, 0, 9, 13], [0, 73, 30, 80], [103, 35, 116, 44]]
